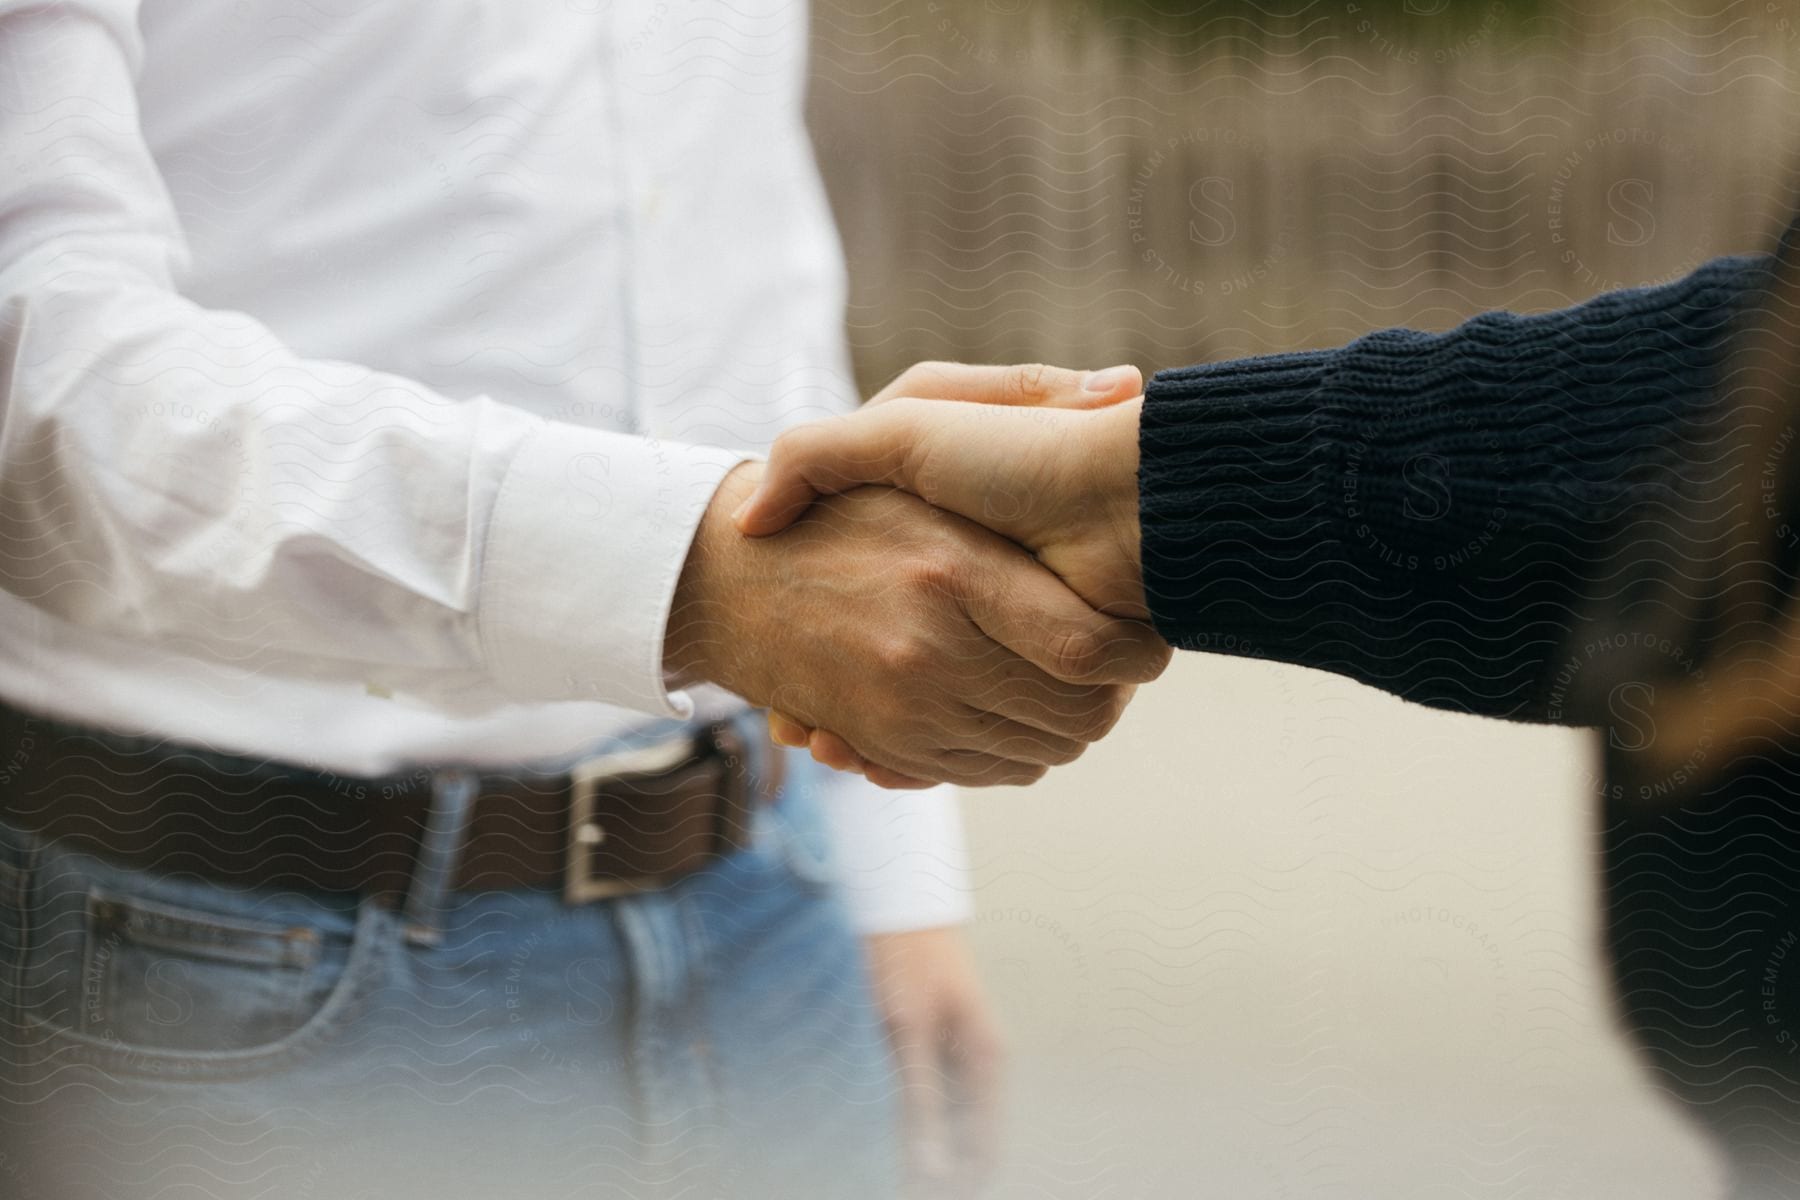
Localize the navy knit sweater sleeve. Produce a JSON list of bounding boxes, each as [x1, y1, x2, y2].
[[1138, 256, 1770, 722]]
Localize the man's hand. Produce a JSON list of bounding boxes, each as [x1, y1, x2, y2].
[[865, 928, 1005, 1200], [664, 459, 1169, 787], [733, 365, 1147, 618], [723, 362, 1154, 787]]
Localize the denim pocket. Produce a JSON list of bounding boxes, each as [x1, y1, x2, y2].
[[81, 888, 328, 1055], [29, 889, 392, 1083]]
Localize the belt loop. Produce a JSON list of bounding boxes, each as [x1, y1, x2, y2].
[[725, 709, 780, 804], [401, 767, 479, 947]]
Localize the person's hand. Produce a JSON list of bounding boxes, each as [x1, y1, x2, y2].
[[664, 460, 1169, 787], [727, 363, 1152, 784], [864, 927, 1005, 1200], [733, 367, 1147, 617]]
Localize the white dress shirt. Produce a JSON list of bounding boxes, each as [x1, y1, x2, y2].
[[0, 0, 968, 933]]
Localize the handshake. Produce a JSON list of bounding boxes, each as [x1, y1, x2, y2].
[[664, 361, 1167, 790]]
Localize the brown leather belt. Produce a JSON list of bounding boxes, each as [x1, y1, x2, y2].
[[0, 701, 781, 904]]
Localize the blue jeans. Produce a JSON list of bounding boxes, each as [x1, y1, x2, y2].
[[0, 748, 898, 1199]]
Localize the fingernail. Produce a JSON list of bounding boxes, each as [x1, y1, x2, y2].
[[1083, 366, 1132, 394]]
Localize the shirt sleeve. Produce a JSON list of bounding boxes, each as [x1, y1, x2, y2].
[[0, 2, 739, 717], [813, 772, 973, 934], [1136, 254, 1769, 723]]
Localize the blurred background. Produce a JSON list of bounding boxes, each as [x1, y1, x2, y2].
[[805, 2, 1800, 1196]]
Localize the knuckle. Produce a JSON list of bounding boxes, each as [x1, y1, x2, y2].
[[983, 758, 1045, 787], [898, 361, 951, 395], [1048, 625, 1105, 679], [764, 426, 807, 468], [885, 396, 932, 430], [1096, 687, 1131, 734], [1070, 687, 1129, 741], [784, 421, 826, 451], [939, 760, 985, 787], [1124, 636, 1175, 682], [903, 549, 962, 594], [1011, 362, 1051, 401], [874, 634, 933, 677]]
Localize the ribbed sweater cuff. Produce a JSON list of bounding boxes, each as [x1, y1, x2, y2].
[[1138, 351, 1347, 653]]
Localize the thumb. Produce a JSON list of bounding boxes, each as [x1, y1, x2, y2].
[[736, 363, 1143, 537], [732, 403, 925, 536], [871, 361, 1142, 409]]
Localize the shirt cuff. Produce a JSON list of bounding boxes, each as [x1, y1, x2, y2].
[[814, 771, 973, 935], [478, 421, 750, 714]]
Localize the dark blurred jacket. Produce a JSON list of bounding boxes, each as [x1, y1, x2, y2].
[[1138, 228, 1800, 1193]]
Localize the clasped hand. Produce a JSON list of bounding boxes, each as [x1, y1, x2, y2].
[[665, 361, 1160, 790]]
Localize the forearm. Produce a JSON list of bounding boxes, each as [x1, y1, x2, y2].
[[0, 4, 749, 716], [1140, 254, 1771, 723]]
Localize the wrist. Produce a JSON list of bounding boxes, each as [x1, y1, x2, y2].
[[1091, 397, 1144, 612], [664, 460, 765, 688]]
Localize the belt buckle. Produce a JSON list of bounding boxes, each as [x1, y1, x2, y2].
[[563, 735, 698, 905]]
